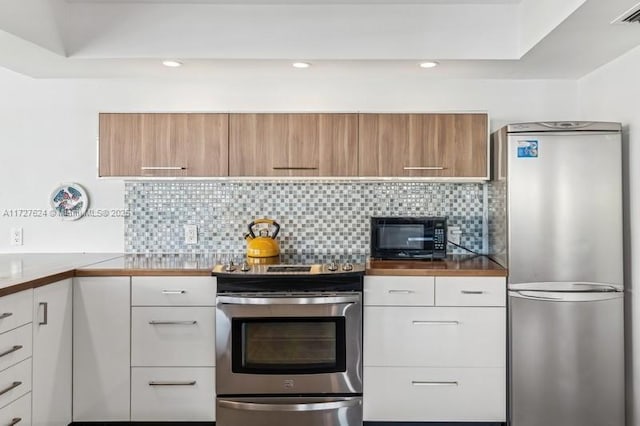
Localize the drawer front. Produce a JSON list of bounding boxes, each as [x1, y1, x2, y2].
[[364, 306, 505, 367], [0, 392, 31, 426], [364, 276, 434, 306], [132, 277, 216, 306], [435, 277, 506, 307], [132, 307, 215, 367], [0, 359, 31, 409], [131, 367, 215, 421], [363, 366, 506, 422], [0, 324, 32, 373], [0, 291, 32, 335]]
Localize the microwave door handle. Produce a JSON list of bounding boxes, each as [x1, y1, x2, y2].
[[217, 295, 360, 305]]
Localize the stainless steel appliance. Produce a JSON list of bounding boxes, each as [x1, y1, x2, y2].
[[489, 121, 625, 426], [213, 256, 365, 426], [370, 216, 447, 259]]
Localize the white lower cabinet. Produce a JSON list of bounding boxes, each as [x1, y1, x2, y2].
[[0, 324, 32, 373], [0, 392, 31, 426], [73, 277, 131, 421], [32, 279, 72, 426], [131, 367, 216, 421], [364, 366, 506, 422], [0, 359, 31, 409]]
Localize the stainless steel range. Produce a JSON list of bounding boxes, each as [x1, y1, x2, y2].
[[213, 255, 365, 426]]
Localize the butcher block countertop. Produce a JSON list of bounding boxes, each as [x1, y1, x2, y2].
[[366, 255, 507, 277]]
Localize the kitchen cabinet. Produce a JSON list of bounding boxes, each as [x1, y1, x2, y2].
[[363, 275, 506, 422], [358, 113, 488, 178], [73, 277, 131, 421], [99, 113, 229, 177], [32, 279, 72, 426], [130, 277, 216, 422], [229, 113, 358, 177], [0, 393, 31, 426]]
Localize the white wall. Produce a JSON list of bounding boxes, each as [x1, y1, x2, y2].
[[0, 65, 578, 253], [579, 44, 640, 426]]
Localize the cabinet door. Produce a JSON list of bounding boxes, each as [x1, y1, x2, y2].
[[358, 114, 409, 176], [98, 113, 143, 176], [73, 277, 130, 421], [32, 279, 72, 426], [229, 113, 357, 177], [172, 113, 228, 176]]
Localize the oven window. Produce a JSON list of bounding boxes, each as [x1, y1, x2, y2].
[[231, 317, 347, 374]]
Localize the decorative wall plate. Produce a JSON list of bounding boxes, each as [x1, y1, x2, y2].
[[50, 183, 89, 221]]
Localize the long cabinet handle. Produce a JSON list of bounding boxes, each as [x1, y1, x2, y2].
[[141, 166, 187, 171], [412, 320, 459, 326], [9, 418, 22, 426], [161, 290, 186, 295], [412, 381, 458, 386], [218, 398, 360, 412], [388, 290, 414, 294], [0, 381, 21, 397], [272, 167, 319, 170], [0, 345, 23, 359], [149, 381, 196, 386], [0, 313, 13, 320], [461, 290, 485, 295], [38, 302, 48, 325], [148, 320, 197, 325], [403, 166, 446, 171]]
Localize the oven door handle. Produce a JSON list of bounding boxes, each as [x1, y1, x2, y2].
[[217, 295, 361, 305], [218, 398, 361, 412]]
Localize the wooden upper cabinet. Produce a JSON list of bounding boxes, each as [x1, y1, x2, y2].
[[229, 113, 358, 177], [99, 113, 228, 177], [359, 113, 489, 179]]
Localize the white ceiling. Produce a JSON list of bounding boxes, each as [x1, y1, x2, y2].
[[0, 0, 639, 78]]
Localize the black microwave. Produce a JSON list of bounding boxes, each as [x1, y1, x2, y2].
[[370, 217, 447, 260]]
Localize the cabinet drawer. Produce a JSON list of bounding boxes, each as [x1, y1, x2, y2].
[[0, 325, 32, 373], [364, 276, 434, 306], [132, 307, 215, 367], [363, 366, 505, 422], [364, 306, 505, 367], [131, 367, 215, 421], [435, 277, 506, 306], [132, 277, 216, 306], [0, 291, 32, 335], [0, 359, 31, 409], [0, 392, 31, 426]]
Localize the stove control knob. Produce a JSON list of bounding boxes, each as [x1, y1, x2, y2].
[[342, 262, 354, 272], [224, 261, 236, 272], [240, 261, 251, 272], [327, 261, 339, 272]]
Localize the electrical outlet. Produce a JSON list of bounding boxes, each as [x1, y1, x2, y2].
[[448, 226, 462, 245], [184, 225, 198, 244], [10, 227, 23, 246]]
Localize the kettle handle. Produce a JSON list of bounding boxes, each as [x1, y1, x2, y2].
[[248, 219, 280, 239]]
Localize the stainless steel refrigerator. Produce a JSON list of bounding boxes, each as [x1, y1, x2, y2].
[[489, 121, 625, 426]]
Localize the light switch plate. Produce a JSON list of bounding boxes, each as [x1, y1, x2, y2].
[[448, 226, 461, 245], [10, 227, 23, 246], [184, 225, 198, 244]]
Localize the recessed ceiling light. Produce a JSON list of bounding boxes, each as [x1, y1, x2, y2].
[[292, 62, 311, 69], [162, 60, 183, 68], [419, 61, 439, 69]]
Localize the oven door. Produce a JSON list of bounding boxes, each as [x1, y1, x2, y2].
[[216, 293, 362, 395]]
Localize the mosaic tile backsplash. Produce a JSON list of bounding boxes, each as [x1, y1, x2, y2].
[[124, 181, 486, 254]]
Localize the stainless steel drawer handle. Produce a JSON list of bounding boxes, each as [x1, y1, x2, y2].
[[388, 290, 414, 294], [218, 398, 361, 412], [461, 290, 485, 295], [38, 302, 48, 325], [0, 345, 23, 359], [412, 381, 459, 386], [149, 381, 196, 386], [412, 320, 460, 325], [148, 320, 197, 325], [0, 381, 21, 396], [9, 418, 22, 426], [0, 313, 13, 320], [141, 166, 187, 170], [161, 290, 187, 295], [272, 167, 319, 170], [403, 166, 446, 171]]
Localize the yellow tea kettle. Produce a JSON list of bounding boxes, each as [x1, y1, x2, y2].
[[244, 218, 281, 258]]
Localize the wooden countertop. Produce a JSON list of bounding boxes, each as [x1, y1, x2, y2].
[[366, 255, 507, 277]]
